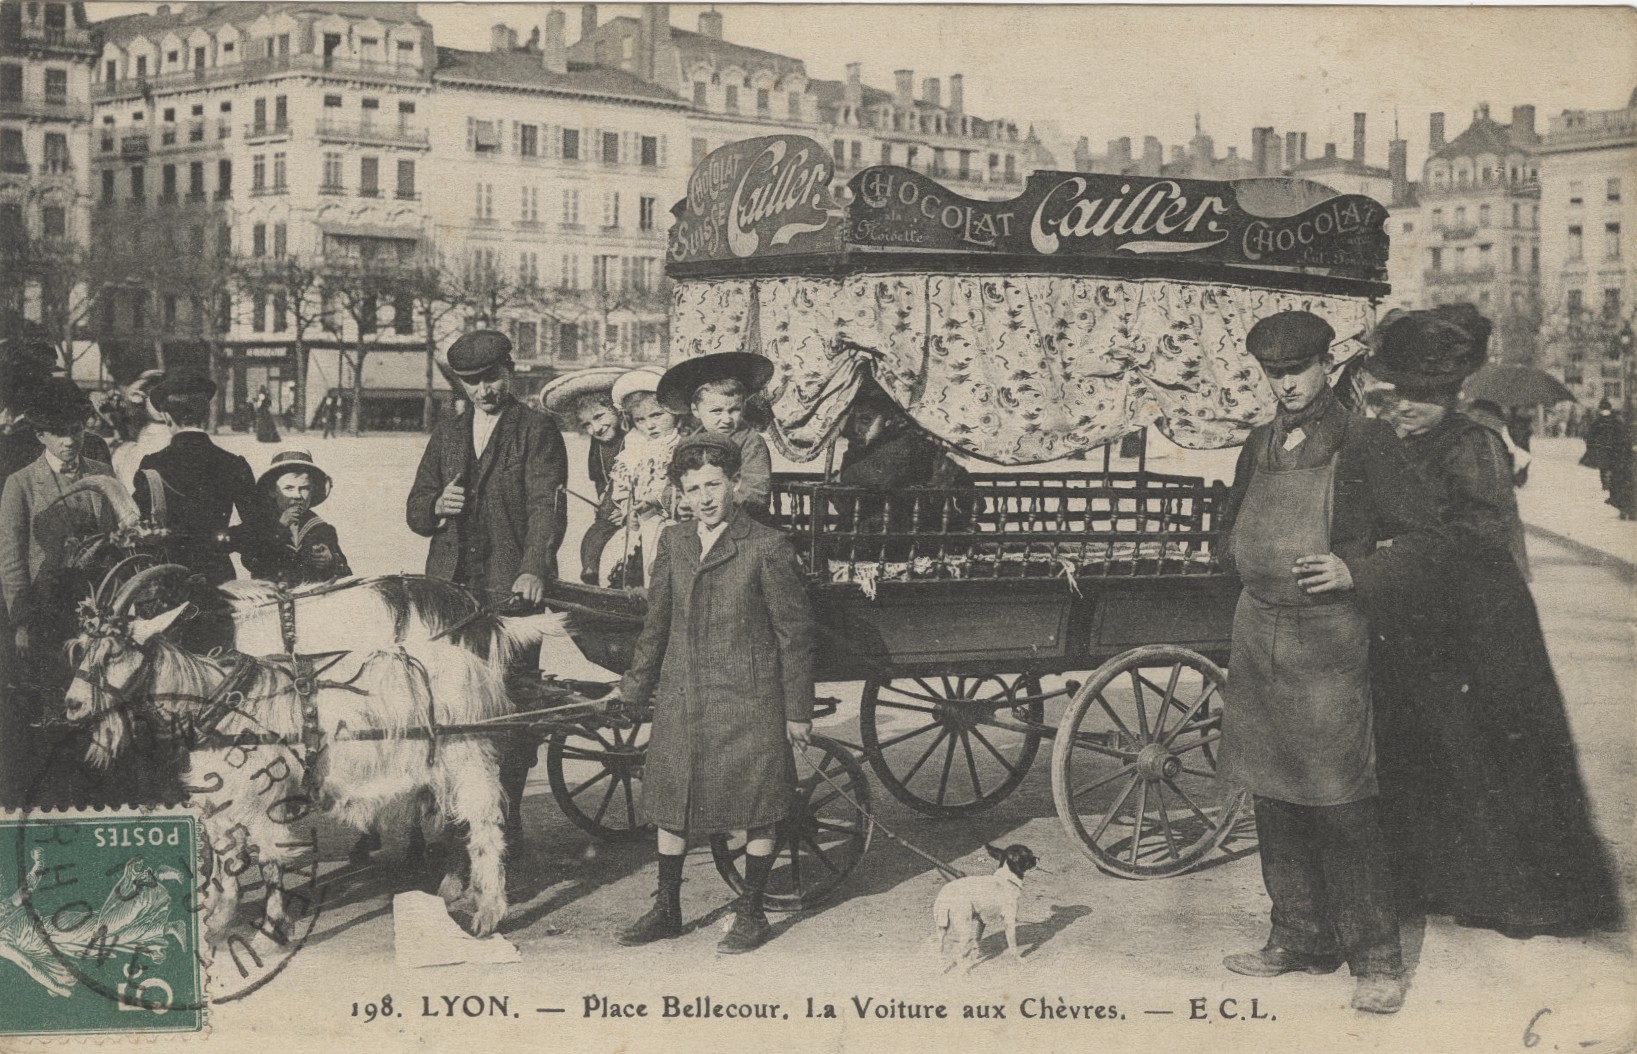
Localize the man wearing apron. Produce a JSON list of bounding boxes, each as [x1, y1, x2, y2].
[[1218, 311, 1444, 1015]]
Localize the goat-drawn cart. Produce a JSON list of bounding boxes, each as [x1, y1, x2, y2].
[[536, 134, 1393, 906]]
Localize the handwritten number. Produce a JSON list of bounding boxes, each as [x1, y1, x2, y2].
[[1524, 1007, 1550, 1048]]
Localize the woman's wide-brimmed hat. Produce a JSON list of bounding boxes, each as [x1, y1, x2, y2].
[[1364, 304, 1491, 392], [257, 449, 333, 506], [538, 366, 626, 422], [656, 352, 776, 414], [610, 368, 666, 412]]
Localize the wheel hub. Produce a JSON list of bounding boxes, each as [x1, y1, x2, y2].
[[1134, 743, 1181, 781]]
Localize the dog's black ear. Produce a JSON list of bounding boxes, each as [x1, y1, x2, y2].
[[984, 843, 1004, 861]]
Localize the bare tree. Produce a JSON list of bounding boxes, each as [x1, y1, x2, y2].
[[322, 254, 416, 436], [231, 254, 326, 430]]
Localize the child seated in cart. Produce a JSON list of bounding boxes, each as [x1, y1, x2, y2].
[[657, 352, 775, 519], [614, 431, 816, 955], [540, 368, 628, 584], [603, 370, 681, 583]]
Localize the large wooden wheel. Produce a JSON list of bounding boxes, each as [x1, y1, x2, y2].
[[544, 715, 651, 840], [710, 735, 872, 912], [859, 673, 1043, 817], [1051, 646, 1249, 878]]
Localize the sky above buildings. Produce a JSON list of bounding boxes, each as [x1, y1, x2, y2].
[[92, 2, 1637, 173]]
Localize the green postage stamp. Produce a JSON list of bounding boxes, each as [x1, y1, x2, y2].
[[0, 810, 206, 1037]]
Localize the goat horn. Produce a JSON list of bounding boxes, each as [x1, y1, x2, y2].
[[44, 475, 141, 529], [108, 563, 192, 616], [95, 553, 157, 610]]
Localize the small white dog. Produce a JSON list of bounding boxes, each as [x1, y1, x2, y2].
[[932, 843, 1038, 973]]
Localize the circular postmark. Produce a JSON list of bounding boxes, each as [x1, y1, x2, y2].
[[12, 692, 325, 1020]]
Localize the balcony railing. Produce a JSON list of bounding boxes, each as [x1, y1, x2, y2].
[[95, 53, 431, 100], [1424, 267, 1496, 286], [319, 184, 347, 196], [243, 121, 291, 141], [1439, 225, 1478, 241], [315, 118, 429, 149], [0, 96, 89, 120], [0, 160, 30, 174], [120, 134, 149, 156]]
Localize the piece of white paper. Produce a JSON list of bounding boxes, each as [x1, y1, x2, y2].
[[392, 892, 522, 969]]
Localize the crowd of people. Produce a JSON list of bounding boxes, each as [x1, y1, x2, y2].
[[0, 303, 1625, 986]]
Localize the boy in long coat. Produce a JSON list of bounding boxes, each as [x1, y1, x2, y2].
[[616, 431, 816, 954]]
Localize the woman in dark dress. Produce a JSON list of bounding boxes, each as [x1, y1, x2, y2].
[[253, 386, 281, 443], [1366, 305, 1622, 937]]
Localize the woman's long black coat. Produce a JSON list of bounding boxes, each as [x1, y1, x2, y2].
[[1375, 412, 1621, 932]]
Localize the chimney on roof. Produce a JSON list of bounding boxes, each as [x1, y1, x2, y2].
[[922, 77, 940, 108], [1353, 112, 1366, 164], [698, 8, 723, 39], [1109, 137, 1132, 167], [1251, 127, 1274, 175], [1324, 142, 1337, 160], [1388, 136, 1409, 205], [1429, 111, 1445, 151], [490, 23, 512, 52], [582, 5, 599, 41], [1511, 104, 1536, 138], [543, 8, 568, 74], [1170, 145, 1186, 164], [1476, 102, 1491, 121], [156, 4, 170, 15], [948, 73, 963, 116], [1285, 130, 1299, 169], [894, 69, 914, 108], [1141, 136, 1163, 175], [844, 63, 862, 115]]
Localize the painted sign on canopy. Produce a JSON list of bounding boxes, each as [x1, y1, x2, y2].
[[668, 135, 847, 265], [847, 166, 1389, 279]]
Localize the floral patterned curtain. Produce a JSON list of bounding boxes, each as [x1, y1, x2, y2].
[[670, 275, 1376, 464]]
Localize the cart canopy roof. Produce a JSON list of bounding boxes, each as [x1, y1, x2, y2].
[[667, 136, 1391, 464]]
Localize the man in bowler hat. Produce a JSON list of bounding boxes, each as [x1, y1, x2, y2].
[[1216, 310, 1444, 1014], [406, 330, 568, 851]]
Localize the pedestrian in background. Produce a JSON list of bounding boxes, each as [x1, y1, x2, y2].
[[1367, 305, 1622, 938], [1216, 310, 1444, 1015]]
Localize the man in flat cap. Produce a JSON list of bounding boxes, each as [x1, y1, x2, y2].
[[1216, 310, 1444, 1014], [134, 372, 279, 591], [406, 330, 568, 851]]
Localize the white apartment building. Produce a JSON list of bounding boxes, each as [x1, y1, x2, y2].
[[92, 1, 435, 430], [428, 10, 688, 393], [1537, 88, 1637, 406]]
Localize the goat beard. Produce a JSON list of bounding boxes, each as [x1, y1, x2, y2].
[[84, 711, 131, 770]]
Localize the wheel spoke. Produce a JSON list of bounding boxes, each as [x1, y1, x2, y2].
[[1169, 731, 1222, 756], [1153, 783, 1180, 861], [619, 775, 637, 828], [968, 726, 1021, 778], [566, 768, 612, 799], [876, 721, 943, 751], [1161, 778, 1213, 826], [556, 747, 612, 764], [802, 833, 841, 875], [959, 731, 983, 799], [812, 818, 861, 836], [1177, 764, 1217, 779], [874, 700, 942, 717], [1065, 734, 1135, 762], [901, 728, 951, 785], [1148, 665, 1184, 739], [591, 777, 620, 825], [1160, 682, 1221, 748], [1127, 780, 1149, 866], [1092, 692, 1138, 741], [1069, 762, 1138, 800], [935, 734, 958, 805], [806, 787, 843, 814], [786, 838, 803, 893], [1128, 670, 1150, 739], [1089, 776, 1139, 841]]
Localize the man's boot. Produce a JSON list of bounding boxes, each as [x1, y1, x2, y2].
[[617, 853, 684, 946], [718, 851, 773, 954]]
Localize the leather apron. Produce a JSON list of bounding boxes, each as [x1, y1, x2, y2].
[[1219, 437, 1377, 806]]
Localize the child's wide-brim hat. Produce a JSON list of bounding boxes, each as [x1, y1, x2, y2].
[[611, 369, 666, 411], [257, 449, 333, 506], [539, 367, 626, 421], [656, 352, 775, 414]]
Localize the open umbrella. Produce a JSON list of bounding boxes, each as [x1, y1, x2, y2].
[[1462, 363, 1574, 407]]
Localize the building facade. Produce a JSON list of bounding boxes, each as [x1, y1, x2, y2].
[[427, 12, 689, 397], [92, 1, 436, 430], [0, 0, 98, 374], [1384, 105, 1543, 363], [1537, 88, 1637, 407]]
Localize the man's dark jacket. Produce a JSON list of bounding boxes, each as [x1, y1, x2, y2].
[[406, 395, 568, 596], [134, 431, 277, 586]]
